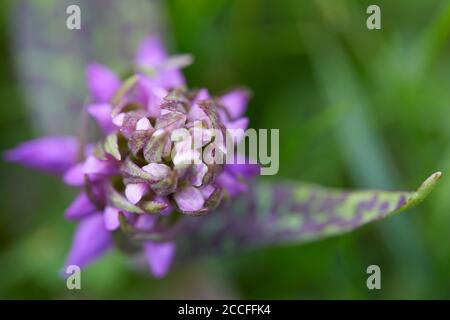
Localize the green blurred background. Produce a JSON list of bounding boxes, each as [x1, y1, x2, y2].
[[1, 0, 450, 299]]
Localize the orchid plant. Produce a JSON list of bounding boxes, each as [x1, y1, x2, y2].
[[4, 36, 442, 278]]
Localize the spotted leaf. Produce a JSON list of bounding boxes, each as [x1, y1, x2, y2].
[[176, 172, 442, 257]]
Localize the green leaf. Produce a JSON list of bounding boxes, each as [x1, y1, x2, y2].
[[177, 172, 442, 256], [141, 200, 168, 214], [104, 133, 121, 161]]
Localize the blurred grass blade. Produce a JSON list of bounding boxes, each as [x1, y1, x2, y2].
[[300, 25, 397, 188], [413, 1, 450, 77], [12, 0, 165, 135], [178, 173, 441, 257]]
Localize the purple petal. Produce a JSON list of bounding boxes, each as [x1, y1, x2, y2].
[[103, 206, 120, 231], [86, 103, 115, 133], [194, 88, 210, 102], [119, 110, 148, 138], [189, 123, 213, 147], [154, 196, 173, 215], [187, 89, 210, 122], [149, 86, 169, 118], [64, 159, 114, 186], [86, 63, 121, 103], [64, 192, 97, 220], [174, 186, 205, 212], [191, 163, 208, 187], [135, 36, 167, 69], [136, 117, 152, 131], [142, 162, 171, 181], [125, 183, 148, 204], [155, 111, 187, 131], [226, 117, 249, 131], [216, 171, 248, 197], [135, 214, 157, 230], [144, 241, 175, 278], [112, 113, 125, 127], [220, 89, 250, 120], [225, 117, 249, 143], [83, 156, 117, 176], [138, 76, 167, 117], [63, 143, 94, 187], [134, 38, 185, 89], [225, 154, 260, 178], [171, 132, 201, 166], [64, 214, 112, 269], [200, 184, 216, 199], [188, 89, 211, 121], [4, 136, 78, 175], [188, 103, 207, 122], [63, 163, 84, 186], [154, 69, 185, 89]]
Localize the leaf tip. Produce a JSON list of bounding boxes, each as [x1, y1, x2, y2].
[[407, 171, 442, 207], [419, 171, 442, 191]]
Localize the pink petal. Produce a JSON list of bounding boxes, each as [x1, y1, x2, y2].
[[188, 104, 207, 122], [144, 241, 175, 278], [188, 88, 210, 122], [189, 123, 213, 147], [142, 163, 171, 181], [136, 117, 152, 131], [86, 63, 121, 103], [103, 206, 120, 231], [174, 186, 205, 212], [149, 87, 168, 117], [125, 183, 148, 204], [4, 136, 78, 175], [188, 89, 211, 121], [112, 113, 125, 127], [220, 89, 250, 120], [171, 132, 201, 166]]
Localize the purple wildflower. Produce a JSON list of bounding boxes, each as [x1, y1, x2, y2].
[[4, 36, 258, 278]]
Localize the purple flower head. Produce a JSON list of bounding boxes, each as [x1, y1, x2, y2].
[[4, 36, 257, 278]]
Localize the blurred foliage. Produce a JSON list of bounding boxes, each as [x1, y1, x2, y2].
[[1, 0, 450, 299]]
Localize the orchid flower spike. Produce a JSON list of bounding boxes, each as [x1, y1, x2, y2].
[[4, 36, 258, 278]]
